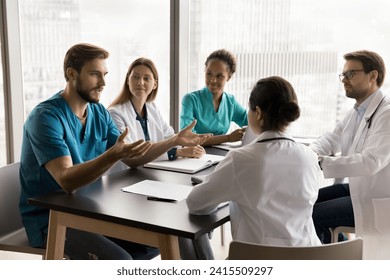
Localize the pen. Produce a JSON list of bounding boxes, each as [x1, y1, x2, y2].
[[147, 196, 177, 203]]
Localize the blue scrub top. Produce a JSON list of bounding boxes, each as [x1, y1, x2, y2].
[[180, 87, 248, 134], [19, 91, 120, 247]]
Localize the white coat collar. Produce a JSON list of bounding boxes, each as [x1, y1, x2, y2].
[[350, 89, 386, 153], [362, 89, 385, 122], [254, 130, 292, 142], [125, 100, 149, 120]]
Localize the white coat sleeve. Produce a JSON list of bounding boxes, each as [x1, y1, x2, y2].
[[186, 153, 237, 215], [159, 112, 175, 140], [108, 107, 136, 143], [148, 103, 175, 161], [322, 105, 390, 178], [309, 117, 346, 156]]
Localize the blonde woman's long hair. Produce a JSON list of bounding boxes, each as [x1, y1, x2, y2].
[[109, 57, 159, 107]]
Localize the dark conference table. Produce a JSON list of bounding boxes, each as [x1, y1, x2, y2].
[[28, 148, 229, 260]]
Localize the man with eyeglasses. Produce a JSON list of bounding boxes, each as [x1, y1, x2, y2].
[[310, 50, 390, 259]]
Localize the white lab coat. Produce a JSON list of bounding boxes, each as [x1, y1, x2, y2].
[[108, 101, 175, 172], [187, 131, 322, 247], [310, 89, 390, 259]]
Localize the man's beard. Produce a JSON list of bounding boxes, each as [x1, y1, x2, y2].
[[75, 77, 100, 103]]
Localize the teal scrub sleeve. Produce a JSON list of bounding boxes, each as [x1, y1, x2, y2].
[[27, 108, 70, 167], [232, 99, 248, 127], [180, 93, 197, 132]]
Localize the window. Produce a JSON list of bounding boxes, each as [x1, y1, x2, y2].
[[18, 0, 170, 121], [187, 0, 390, 137], [3, 0, 390, 165]]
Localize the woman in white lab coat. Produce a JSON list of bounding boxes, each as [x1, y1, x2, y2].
[[108, 57, 206, 169], [108, 57, 213, 260], [187, 76, 322, 246]]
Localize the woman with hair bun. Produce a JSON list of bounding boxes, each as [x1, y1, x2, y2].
[[187, 76, 322, 247]]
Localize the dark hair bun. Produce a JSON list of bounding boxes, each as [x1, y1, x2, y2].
[[278, 101, 300, 123], [249, 76, 300, 132]]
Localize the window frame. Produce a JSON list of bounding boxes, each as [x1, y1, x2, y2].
[[1, 0, 25, 164], [170, 0, 191, 131]]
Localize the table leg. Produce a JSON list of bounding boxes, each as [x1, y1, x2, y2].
[[45, 210, 182, 260], [158, 234, 180, 260], [45, 210, 66, 260]]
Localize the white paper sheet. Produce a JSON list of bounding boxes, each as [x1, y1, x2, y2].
[[121, 179, 193, 201]]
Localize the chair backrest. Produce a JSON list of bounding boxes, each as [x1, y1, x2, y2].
[[0, 162, 23, 237], [0, 162, 46, 259], [228, 238, 363, 260]]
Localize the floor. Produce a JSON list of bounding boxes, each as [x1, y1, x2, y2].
[[0, 250, 43, 260]]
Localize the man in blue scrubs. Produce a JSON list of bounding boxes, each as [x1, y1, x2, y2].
[[19, 43, 205, 259]]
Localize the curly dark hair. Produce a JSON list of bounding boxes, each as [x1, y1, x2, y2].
[[205, 49, 237, 75]]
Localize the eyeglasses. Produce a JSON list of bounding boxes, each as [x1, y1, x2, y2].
[[339, 69, 365, 82]]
